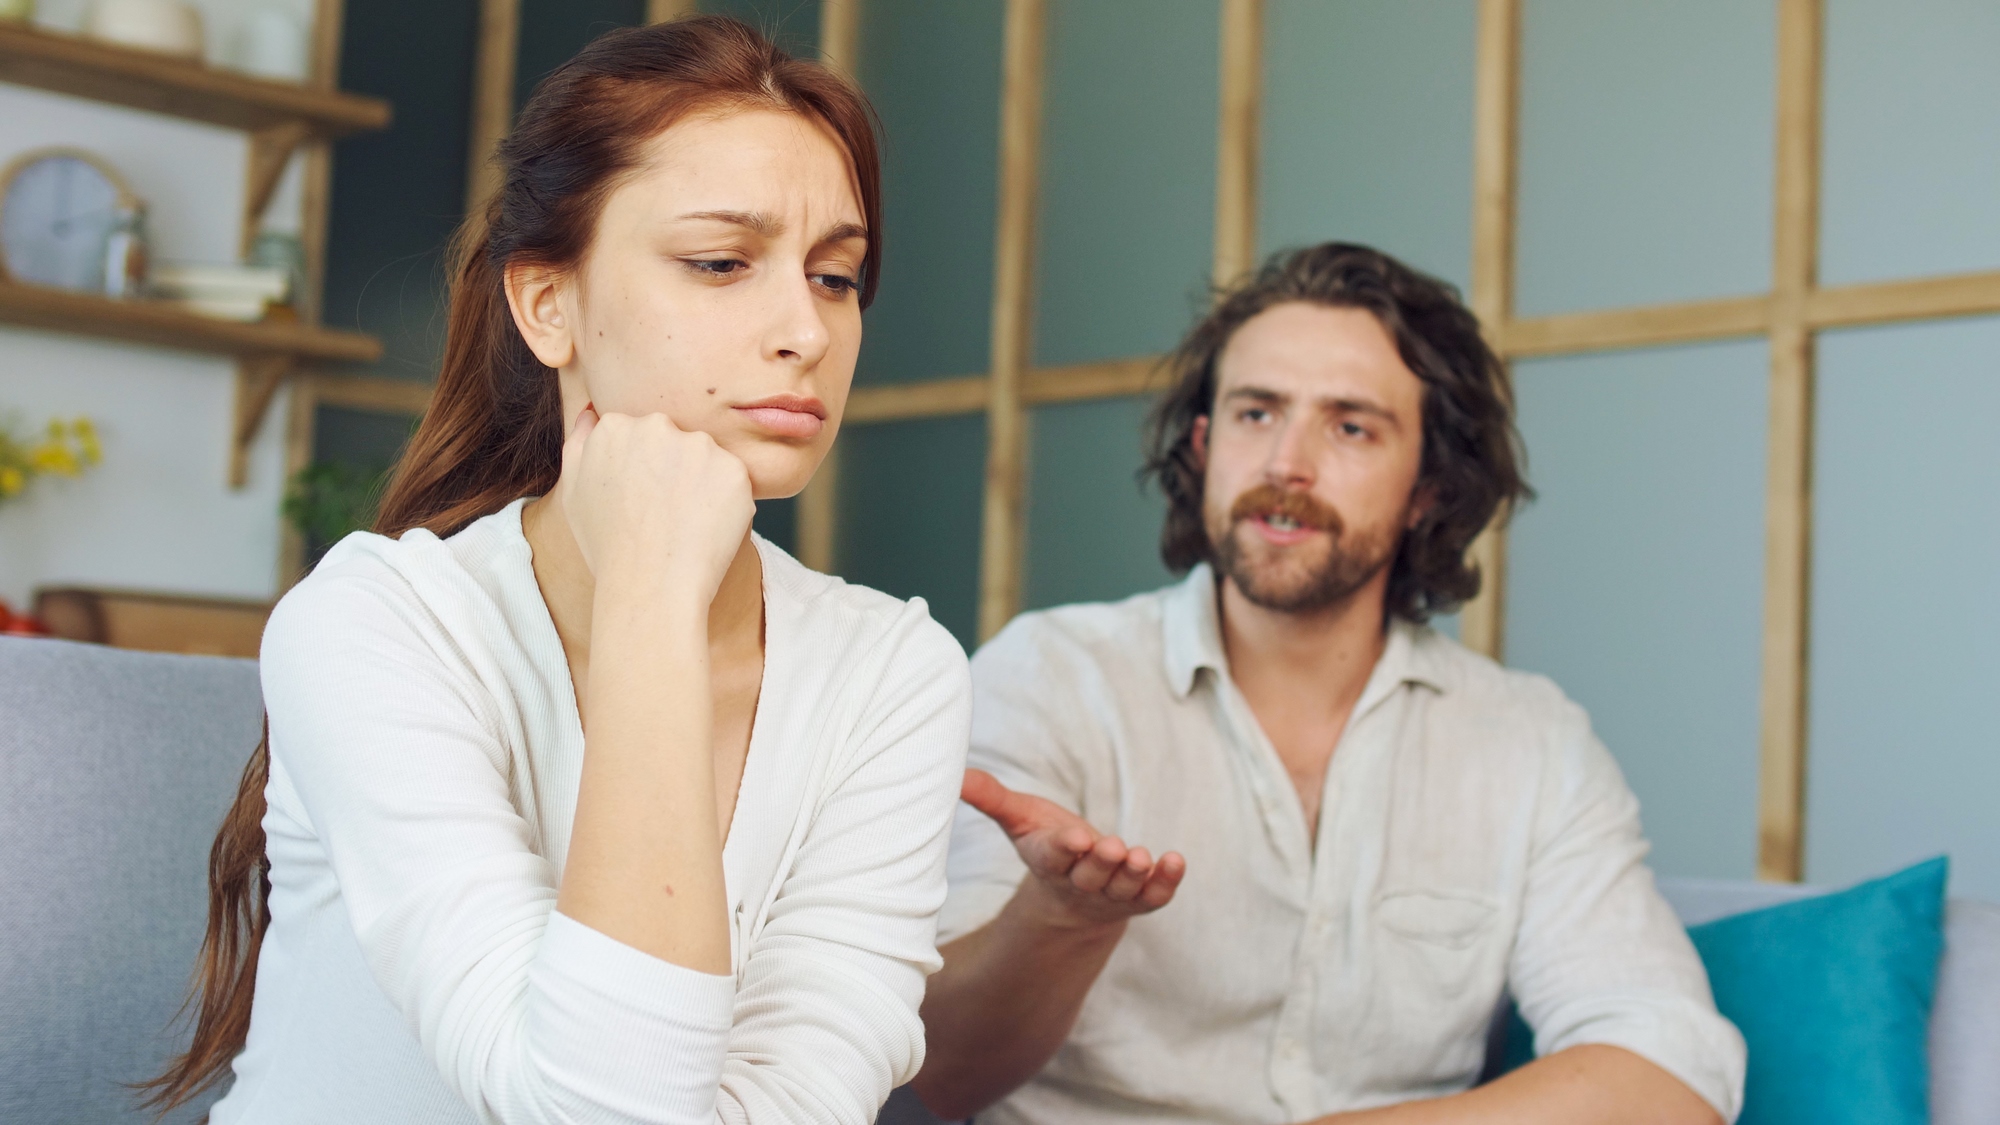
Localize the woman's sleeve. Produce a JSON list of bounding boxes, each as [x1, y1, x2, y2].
[[715, 609, 972, 1125], [261, 570, 736, 1125]]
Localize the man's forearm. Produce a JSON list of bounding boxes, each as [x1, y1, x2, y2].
[[1307, 1046, 1723, 1125], [913, 882, 1126, 1120]]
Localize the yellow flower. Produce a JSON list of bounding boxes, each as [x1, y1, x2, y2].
[[0, 466, 22, 496], [29, 443, 79, 476]]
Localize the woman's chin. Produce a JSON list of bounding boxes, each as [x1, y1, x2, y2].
[[742, 455, 820, 503]]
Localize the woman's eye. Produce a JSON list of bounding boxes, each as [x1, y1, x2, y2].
[[813, 272, 860, 295], [685, 258, 747, 277]]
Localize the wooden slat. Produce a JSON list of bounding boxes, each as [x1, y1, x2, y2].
[[847, 375, 989, 424], [230, 355, 291, 487], [0, 278, 381, 361], [1213, 0, 1264, 288], [646, 0, 698, 22], [0, 20, 389, 135], [978, 0, 1047, 642], [1757, 0, 1824, 884], [465, 0, 520, 215], [818, 0, 862, 73], [792, 0, 864, 574], [1499, 294, 1772, 357], [277, 367, 318, 591], [1026, 354, 1163, 405], [1806, 269, 2000, 330], [307, 371, 435, 414], [1459, 0, 1521, 661]]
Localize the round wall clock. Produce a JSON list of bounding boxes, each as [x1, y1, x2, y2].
[[0, 148, 140, 293]]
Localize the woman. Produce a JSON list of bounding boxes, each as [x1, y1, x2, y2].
[[145, 17, 969, 1124]]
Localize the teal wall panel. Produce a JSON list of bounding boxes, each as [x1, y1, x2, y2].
[[835, 415, 987, 650], [699, 0, 822, 57], [1820, 0, 2000, 286], [1008, 0, 1213, 617], [853, 0, 1004, 386], [1505, 340, 1768, 880], [1261, 0, 1477, 292], [1023, 396, 1173, 612], [1034, 0, 1216, 368], [1514, 0, 1773, 316], [1807, 317, 2000, 898]]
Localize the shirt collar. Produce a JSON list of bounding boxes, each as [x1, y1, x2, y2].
[[1160, 564, 1450, 701]]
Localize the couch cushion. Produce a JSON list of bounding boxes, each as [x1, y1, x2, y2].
[[1933, 899, 2000, 1125], [0, 637, 263, 1125]]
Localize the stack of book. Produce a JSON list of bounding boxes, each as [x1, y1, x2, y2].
[[148, 263, 291, 322]]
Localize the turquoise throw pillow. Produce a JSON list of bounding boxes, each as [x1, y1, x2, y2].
[[1498, 856, 1949, 1125], [1693, 856, 1947, 1125]]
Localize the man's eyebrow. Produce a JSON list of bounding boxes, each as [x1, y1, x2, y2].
[[1220, 385, 1286, 404], [1321, 397, 1403, 427]]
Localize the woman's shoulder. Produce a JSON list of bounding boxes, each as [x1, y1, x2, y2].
[[756, 535, 969, 685], [265, 502, 534, 668]]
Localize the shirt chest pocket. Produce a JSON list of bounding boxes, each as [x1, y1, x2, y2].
[[1370, 890, 1505, 1013]]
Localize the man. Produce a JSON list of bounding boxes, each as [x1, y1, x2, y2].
[[912, 244, 1744, 1124]]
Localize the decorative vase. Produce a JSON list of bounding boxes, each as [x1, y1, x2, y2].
[[86, 0, 205, 60], [230, 8, 309, 82]]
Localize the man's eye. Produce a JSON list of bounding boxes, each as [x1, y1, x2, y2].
[[1339, 421, 1370, 438], [1240, 408, 1270, 423]]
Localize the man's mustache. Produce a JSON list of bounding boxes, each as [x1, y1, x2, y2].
[[1227, 484, 1343, 534]]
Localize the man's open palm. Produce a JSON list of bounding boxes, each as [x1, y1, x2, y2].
[[961, 769, 1187, 928]]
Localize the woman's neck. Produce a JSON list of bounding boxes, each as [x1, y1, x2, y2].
[[521, 493, 765, 677]]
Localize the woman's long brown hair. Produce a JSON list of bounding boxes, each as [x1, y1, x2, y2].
[[141, 15, 883, 1112]]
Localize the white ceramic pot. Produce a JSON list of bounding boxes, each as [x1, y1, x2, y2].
[[230, 9, 308, 82], [87, 0, 205, 60]]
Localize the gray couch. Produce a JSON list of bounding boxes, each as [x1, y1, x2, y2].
[[4, 635, 1996, 1123]]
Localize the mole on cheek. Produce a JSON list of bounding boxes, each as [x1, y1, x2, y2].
[[707, 387, 717, 395]]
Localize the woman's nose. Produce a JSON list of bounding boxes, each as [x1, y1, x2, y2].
[[765, 274, 831, 367]]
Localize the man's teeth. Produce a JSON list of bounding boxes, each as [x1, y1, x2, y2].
[[1265, 515, 1301, 531]]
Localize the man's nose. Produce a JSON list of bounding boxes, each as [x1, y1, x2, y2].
[[1263, 419, 1316, 487]]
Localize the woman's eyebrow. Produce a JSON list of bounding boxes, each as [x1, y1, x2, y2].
[[677, 210, 783, 236], [819, 221, 868, 246], [673, 212, 868, 248]]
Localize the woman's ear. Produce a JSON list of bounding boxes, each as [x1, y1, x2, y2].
[[503, 262, 576, 370]]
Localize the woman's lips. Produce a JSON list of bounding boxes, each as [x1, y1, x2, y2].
[[734, 395, 826, 440]]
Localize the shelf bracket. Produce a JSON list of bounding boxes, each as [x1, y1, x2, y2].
[[231, 354, 292, 488], [242, 121, 314, 254]]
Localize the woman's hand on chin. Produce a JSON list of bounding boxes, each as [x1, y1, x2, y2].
[[556, 404, 754, 608]]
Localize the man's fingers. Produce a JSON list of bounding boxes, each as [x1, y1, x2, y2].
[[1101, 847, 1153, 902], [960, 769, 1038, 837], [1068, 835, 1130, 894], [1134, 851, 1187, 910]]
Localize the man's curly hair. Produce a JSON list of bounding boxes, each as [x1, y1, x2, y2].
[[1142, 242, 1531, 623]]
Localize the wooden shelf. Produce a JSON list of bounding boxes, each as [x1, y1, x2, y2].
[[0, 278, 378, 362], [0, 21, 389, 136]]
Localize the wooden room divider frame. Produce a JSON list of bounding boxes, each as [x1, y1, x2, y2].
[[433, 0, 2000, 882], [816, 0, 2000, 883]]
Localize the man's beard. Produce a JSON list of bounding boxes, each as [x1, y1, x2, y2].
[[1207, 483, 1401, 613]]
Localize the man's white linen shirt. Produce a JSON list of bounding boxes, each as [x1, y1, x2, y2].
[[212, 500, 971, 1125], [941, 565, 1745, 1124]]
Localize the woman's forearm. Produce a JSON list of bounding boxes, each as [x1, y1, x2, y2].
[[556, 573, 730, 974]]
